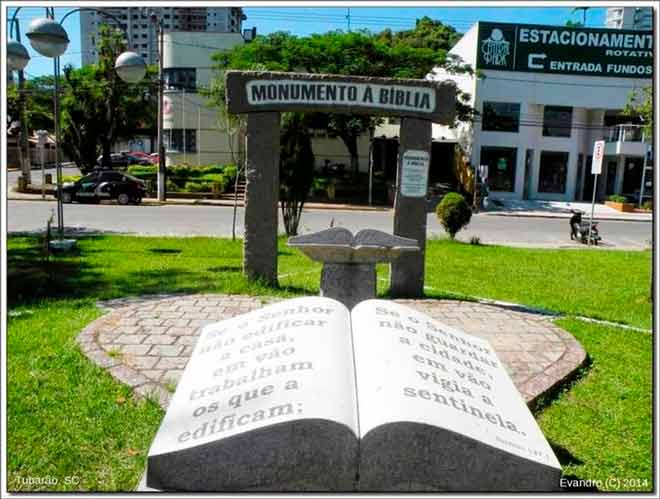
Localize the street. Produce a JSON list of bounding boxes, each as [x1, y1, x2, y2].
[[7, 200, 652, 249]]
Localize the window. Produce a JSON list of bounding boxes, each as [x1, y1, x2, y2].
[[142, 33, 148, 38], [538, 151, 569, 193], [480, 146, 517, 192], [543, 106, 573, 137], [164, 68, 196, 91], [482, 102, 520, 132], [165, 129, 196, 153]]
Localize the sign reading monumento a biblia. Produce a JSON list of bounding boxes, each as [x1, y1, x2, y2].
[[226, 71, 456, 122], [477, 21, 653, 78]]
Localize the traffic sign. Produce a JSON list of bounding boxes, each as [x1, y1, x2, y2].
[[591, 140, 605, 175]]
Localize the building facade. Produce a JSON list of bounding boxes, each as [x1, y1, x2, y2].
[[606, 7, 653, 31], [430, 21, 652, 202], [161, 31, 246, 166], [80, 7, 245, 66]]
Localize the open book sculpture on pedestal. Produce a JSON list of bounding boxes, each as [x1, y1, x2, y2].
[[143, 297, 562, 492], [288, 228, 420, 308]]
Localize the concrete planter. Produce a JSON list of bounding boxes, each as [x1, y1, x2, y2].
[[605, 201, 636, 212]]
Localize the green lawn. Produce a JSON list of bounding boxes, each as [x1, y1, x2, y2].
[[6, 234, 653, 491], [538, 319, 653, 492]]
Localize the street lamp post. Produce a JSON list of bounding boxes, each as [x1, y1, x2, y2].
[[8, 18, 32, 186], [150, 13, 167, 201], [13, 6, 147, 239]]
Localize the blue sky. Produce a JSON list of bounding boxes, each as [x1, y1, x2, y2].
[[8, 5, 606, 79]]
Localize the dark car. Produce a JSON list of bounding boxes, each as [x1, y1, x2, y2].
[[57, 169, 146, 205], [96, 152, 152, 167]]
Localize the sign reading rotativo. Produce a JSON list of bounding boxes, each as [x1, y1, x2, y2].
[[477, 21, 653, 78], [226, 71, 457, 123]]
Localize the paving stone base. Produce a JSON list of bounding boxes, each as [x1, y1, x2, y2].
[[77, 293, 586, 409]]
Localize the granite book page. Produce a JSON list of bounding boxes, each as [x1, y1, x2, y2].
[[350, 299, 562, 492], [146, 297, 359, 491]]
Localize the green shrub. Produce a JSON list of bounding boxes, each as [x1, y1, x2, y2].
[[642, 200, 653, 211], [166, 179, 179, 192], [436, 192, 472, 239], [184, 181, 212, 193], [127, 165, 156, 176], [607, 195, 628, 203]]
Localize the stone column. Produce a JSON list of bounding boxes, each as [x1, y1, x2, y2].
[[390, 117, 432, 298], [244, 112, 280, 285]]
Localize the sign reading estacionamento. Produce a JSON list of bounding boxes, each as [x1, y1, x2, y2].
[[477, 21, 653, 78], [226, 71, 457, 123]]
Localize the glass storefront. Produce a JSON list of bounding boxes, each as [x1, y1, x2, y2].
[[538, 151, 568, 193], [480, 146, 517, 192]]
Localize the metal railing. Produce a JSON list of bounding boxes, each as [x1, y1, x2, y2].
[[605, 124, 646, 143]]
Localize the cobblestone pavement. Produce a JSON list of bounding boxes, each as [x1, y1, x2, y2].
[[77, 293, 586, 409]]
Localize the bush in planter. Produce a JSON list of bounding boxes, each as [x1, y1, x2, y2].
[[642, 200, 653, 211], [436, 192, 472, 239], [607, 194, 628, 203], [184, 181, 212, 193]]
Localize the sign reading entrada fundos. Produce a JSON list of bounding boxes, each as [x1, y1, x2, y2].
[[477, 21, 653, 78], [226, 71, 456, 122]]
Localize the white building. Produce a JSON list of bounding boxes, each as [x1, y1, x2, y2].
[[430, 21, 652, 202], [606, 7, 653, 31], [80, 7, 245, 66], [162, 31, 246, 166]]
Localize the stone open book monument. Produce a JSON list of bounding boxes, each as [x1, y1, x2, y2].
[[143, 297, 562, 492]]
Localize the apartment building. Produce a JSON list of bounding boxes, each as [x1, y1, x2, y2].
[[80, 7, 245, 66], [605, 7, 653, 31]]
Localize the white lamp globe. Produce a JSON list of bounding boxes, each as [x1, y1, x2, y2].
[[26, 18, 69, 58], [115, 51, 147, 83], [7, 40, 31, 71]]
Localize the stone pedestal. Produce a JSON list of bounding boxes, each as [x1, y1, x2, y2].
[[289, 228, 419, 309], [320, 263, 376, 310]]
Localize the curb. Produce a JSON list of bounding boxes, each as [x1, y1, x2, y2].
[[8, 194, 392, 212], [481, 211, 652, 223]]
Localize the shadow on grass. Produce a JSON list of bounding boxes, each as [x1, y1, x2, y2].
[[148, 248, 182, 255], [7, 235, 251, 307], [8, 235, 315, 307]]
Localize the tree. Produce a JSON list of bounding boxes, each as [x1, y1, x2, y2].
[[210, 28, 476, 177], [279, 113, 316, 236], [203, 62, 268, 240], [59, 25, 156, 172], [623, 86, 652, 139], [6, 75, 54, 133], [375, 17, 462, 52]]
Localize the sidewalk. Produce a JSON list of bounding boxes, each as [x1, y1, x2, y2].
[[482, 198, 652, 222]]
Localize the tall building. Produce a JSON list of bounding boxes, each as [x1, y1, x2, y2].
[[605, 7, 653, 30], [80, 7, 245, 66]]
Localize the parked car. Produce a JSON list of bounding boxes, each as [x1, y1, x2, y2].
[[127, 151, 157, 164], [56, 169, 146, 205], [96, 152, 152, 167]]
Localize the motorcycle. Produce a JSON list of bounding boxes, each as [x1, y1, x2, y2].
[[569, 210, 601, 245]]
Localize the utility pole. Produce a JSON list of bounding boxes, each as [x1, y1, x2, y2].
[[154, 13, 166, 201], [346, 8, 351, 32]]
